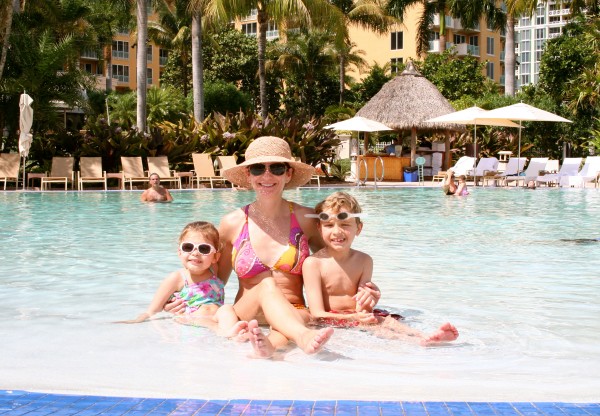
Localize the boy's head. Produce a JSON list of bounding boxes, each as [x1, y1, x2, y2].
[[315, 192, 363, 225]]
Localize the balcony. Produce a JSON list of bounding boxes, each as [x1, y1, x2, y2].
[[266, 29, 279, 40], [548, 8, 570, 16], [455, 43, 480, 56], [428, 40, 453, 52], [453, 19, 480, 33], [432, 15, 453, 29]]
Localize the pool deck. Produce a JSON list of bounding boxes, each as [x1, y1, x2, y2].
[[1, 391, 599, 415]]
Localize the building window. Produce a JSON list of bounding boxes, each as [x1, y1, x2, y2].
[[486, 37, 494, 55], [147, 68, 153, 85], [486, 62, 494, 79], [391, 31, 403, 50], [520, 17, 530, 26], [469, 36, 479, 46], [159, 49, 168, 66], [266, 22, 279, 39], [112, 41, 129, 60], [454, 34, 465, 44], [147, 45, 153, 62], [112, 64, 129, 82], [391, 57, 403, 73], [521, 51, 531, 63], [83, 63, 93, 73], [536, 5, 545, 24], [241, 22, 257, 36]]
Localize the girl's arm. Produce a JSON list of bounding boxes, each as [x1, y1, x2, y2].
[[118, 271, 182, 323]]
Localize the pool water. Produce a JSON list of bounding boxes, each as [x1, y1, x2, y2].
[[1, 187, 599, 402]]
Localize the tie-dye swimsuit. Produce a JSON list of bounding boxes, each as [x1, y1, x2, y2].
[[172, 270, 225, 313], [232, 203, 310, 279]]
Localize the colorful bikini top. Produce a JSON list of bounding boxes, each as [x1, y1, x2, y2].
[[232, 203, 310, 279], [172, 270, 225, 313]]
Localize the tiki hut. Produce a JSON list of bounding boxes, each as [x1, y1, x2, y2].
[[356, 60, 462, 168]]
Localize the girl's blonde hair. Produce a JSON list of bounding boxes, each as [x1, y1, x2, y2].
[[315, 191, 362, 223], [179, 221, 220, 250]]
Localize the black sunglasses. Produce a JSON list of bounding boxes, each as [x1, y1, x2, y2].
[[179, 242, 216, 255], [248, 163, 289, 176]]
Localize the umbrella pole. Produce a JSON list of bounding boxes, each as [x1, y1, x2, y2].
[[473, 125, 477, 186], [22, 156, 26, 191], [517, 121, 522, 175]]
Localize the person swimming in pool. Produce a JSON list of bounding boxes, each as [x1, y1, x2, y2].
[[442, 169, 458, 195], [302, 192, 459, 346], [140, 173, 173, 202]]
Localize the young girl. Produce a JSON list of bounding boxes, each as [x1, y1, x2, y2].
[[455, 175, 469, 196], [123, 221, 226, 323]]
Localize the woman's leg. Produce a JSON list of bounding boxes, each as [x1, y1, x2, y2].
[[247, 278, 333, 354]]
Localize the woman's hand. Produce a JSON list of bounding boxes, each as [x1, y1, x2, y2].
[[352, 311, 378, 324], [163, 297, 186, 315]]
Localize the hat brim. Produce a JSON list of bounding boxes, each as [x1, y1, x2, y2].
[[222, 156, 315, 189]]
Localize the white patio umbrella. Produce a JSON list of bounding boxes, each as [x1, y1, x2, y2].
[[479, 103, 572, 174], [427, 106, 520, 183], [18, 92, 34, 190]]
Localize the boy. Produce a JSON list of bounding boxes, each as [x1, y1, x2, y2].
[[303, 191, 459, 345]]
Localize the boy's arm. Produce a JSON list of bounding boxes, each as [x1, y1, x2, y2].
[[303, 256, 377, 324], [353, 254, 379, 312]]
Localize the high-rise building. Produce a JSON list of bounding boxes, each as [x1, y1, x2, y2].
[[514, 0, 572, 89]]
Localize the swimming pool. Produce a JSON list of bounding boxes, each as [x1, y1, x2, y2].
[[1, 187, 599, 403]]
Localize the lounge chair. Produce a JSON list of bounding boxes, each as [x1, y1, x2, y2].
[[536, 157, 582, 187], [191, 153, 228, 188], [294, 157, 321, 188], [494, 157, 528, 186], [504, 157, 549, 187], [432, 170, 446, 183], [147, 156, 182, 189], [559, 156, 600, 188], [121, 156, 148, 190], [215, 155, 237, 174], [466, 157, 499, 186], [450, 156, 476, 176], [0, 153, 20, 190], [41, 157, 75, 190], [78, 157, 107, 191]]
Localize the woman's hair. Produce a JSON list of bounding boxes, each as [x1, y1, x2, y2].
[[315, 192, 362, 223], [179, 221, 220, 249]]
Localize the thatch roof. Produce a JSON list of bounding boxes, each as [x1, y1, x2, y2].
[[356, 61, 463, 132]]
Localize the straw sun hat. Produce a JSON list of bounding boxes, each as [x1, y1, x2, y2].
[[222, 136, 315, 189]]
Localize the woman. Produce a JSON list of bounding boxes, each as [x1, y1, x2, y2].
[[441, 169, 458, 195]]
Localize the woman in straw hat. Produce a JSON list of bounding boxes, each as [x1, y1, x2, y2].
[[215, 136, 338, 357]]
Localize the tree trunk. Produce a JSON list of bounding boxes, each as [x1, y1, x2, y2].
[[339, 55, 345, 105], [438, 12, 446, 53], [257, 7, 268, 120], [136, 0, 148, 132], [191, 12, 204, 121], [0, 0, 19, 83], [104, 45, 113, 92], [504, 14, 516, 96]]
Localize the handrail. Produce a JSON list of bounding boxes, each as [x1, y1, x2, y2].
[[373, 156, 385, 189], [356, 157, 368, 187]]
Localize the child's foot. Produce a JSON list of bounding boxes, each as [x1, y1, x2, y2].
[[298, 327, 334, 354], [248, 319, 276, 358], [421, 322, 459, 346], [220, 320, 249, 342]]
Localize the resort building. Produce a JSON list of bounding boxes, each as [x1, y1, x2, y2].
[[514, 0, 572, 89]]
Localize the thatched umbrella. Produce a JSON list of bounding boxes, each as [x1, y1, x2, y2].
[[356, 60, 462, 167]]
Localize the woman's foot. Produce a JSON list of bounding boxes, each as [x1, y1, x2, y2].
[[248, 319, 276, 358], [421, 322, 459, 346]]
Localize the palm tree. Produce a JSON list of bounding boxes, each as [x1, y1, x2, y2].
[[0, 0, 23, 83], [328, 0, 395, 104], [387, 0, 450, 57], [268, 29, 337, 115], [196, 0, 333, 120], [148, 0, 192, 96]]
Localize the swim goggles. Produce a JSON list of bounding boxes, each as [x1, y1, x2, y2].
[[179, 242, 216, 255], [305, 212, 365, 221], [248, 163, 289, 176]]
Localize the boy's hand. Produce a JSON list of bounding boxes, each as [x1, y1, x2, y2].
[[354, 282, 381, 311], [163, 297, 186, 314], [353, 311, 378, 324]]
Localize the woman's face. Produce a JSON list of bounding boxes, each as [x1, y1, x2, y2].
[[246, 162, 292, 196]]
